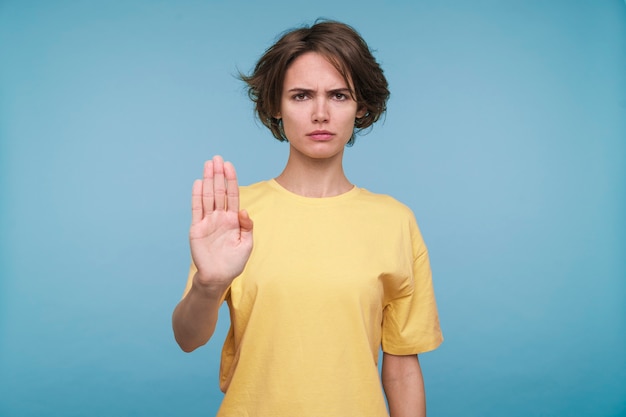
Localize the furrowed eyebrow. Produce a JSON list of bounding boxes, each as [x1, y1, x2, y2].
[[287, 88, 314, 94], [286, 87, 353, 95], [329, 88, 352, 94]]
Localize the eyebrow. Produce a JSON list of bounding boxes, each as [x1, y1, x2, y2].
[[286, 87, 353, 94]]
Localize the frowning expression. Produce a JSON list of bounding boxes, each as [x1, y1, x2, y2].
[[278, 52, 365, 162]]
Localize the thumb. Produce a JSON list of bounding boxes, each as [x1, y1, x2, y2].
[[238, 209, 254, 233]]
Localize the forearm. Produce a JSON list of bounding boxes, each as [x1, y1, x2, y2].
[[172, 275, 228, 352], [382, 353, 426, 417]]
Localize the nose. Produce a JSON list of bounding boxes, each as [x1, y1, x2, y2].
[[312, 97, 329, 123]]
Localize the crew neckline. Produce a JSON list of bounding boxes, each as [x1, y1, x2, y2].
[[267, 179, 361, 204]]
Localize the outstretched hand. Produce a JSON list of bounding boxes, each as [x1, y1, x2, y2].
[[189, 155, 253, 289]]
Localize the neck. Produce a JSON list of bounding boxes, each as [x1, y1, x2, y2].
[[274, 148, 353, 198]]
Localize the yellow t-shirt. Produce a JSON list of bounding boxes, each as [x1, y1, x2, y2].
[[185, 180, 443, 417]]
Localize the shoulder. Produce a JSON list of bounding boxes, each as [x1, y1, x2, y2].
[[240, 180, 270, 193], [239, 181, 272, 205], [355, 188, 416, 219], [357, 189, 428, 254]]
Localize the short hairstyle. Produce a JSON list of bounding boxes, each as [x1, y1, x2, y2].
[[241, 20, 390, 146]]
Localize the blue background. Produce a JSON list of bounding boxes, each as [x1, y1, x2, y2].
[[1, 1, 624, 416]]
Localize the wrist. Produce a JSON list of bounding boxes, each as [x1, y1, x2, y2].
[[191, 273, 230, 300]]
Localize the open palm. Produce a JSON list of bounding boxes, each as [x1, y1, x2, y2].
[[189, 156, 253, 288]]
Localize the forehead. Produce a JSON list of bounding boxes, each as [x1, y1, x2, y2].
[[283, 52, 351, 88]]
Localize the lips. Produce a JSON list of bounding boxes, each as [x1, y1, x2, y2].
[[307, 130, 334, 141]]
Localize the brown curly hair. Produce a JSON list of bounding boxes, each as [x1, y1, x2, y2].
[[240, 20, 390, 146]]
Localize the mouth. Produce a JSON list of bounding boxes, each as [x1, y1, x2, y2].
[[307, 130, 334, 141]]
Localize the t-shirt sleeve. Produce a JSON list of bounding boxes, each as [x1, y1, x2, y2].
[[381, 217, 443, 355], [181, 262, 197, 299]]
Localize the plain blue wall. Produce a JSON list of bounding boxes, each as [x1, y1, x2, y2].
[[1, 1, 624, 416]]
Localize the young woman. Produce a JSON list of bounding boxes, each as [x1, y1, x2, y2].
[[172, 20, 443, 417]]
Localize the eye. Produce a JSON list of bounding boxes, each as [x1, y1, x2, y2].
[[332, 92, 348, 101], [292, 93, 309, 101]]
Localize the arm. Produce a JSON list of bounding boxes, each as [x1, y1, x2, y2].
[[382, 353, 426, 417], [172, 155, 253, 352], [172, 276, 228, 352]]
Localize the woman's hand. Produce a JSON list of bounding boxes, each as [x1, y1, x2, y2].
[[189, 155, 253, 290]]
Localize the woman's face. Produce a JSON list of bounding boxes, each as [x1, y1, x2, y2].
[[278, 52, 365, 162]]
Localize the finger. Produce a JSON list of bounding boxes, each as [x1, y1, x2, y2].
[[213, 155, 226, 211], [202, 160, 215, 214], [238, 209, 254, 233], [224, 161, 239, 213], [191, 179, 203, 225]]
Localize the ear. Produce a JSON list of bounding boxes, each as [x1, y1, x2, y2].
[[356, 106, 367, 119]]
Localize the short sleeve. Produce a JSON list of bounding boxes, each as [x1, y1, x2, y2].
[[381, 218, 443, 355], [181, 262, 197, 299]]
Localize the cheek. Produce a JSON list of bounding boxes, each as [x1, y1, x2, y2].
[[339, 110, 359, 128], [280, 116, 301, 140], [282, 107, 308, 126]]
